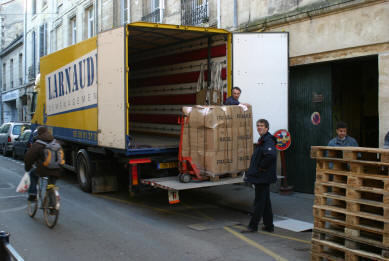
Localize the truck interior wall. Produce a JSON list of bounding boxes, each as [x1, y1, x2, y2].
[[127, 26, 228, 148]]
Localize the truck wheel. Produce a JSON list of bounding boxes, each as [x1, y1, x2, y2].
[[76, 149, 92, 193]]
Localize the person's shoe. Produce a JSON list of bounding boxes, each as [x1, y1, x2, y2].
[[27, 194, 37, 202], [262, 225, 274, 233], [240, 227, 257, 233]]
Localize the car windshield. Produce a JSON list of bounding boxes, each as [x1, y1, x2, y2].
[[12, 125, 23, 135]]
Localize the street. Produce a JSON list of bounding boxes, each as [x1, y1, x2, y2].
[[0, 155, 312, 261]]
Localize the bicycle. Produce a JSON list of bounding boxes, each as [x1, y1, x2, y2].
[[27, 176, 60, 228]]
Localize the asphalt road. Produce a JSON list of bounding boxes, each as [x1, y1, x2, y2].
[[0, 154, 311, 261]]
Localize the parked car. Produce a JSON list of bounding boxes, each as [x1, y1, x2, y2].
[[0, 122, 31, 156], [12, 129, 32, 159]]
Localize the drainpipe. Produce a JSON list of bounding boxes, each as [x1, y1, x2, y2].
[[23, 0, 27, 85], [234, 0, 237, 29], [159, 0, 164, 23], [94, 0, 98, 35], [127, 0, 131, 23], [217, 0, 221, 28]]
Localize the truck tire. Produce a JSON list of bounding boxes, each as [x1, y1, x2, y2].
[[76, 149, 93, 193]]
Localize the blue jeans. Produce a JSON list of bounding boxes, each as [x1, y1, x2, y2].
[[28, 169, 57, 195], [28, 169, 38, 195]]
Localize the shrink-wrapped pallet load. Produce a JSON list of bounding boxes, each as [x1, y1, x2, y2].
[[182, 105, 253, 177]]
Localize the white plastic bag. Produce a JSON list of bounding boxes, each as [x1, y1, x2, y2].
[[16, 172, 31, 193]]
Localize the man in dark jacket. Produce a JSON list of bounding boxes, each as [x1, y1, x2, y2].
[[224, 87, 242, 105], [241, 119, 277, 233], [25, 126, 61, 201]]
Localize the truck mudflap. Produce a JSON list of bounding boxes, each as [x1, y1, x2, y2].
[[141, 176, 244, 204]]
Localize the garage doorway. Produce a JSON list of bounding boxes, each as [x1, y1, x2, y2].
[[332, 56, 378, 148], [287, 56, 378, 193]]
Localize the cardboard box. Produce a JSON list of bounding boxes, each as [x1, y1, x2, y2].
[[181, 105, 253, 176]]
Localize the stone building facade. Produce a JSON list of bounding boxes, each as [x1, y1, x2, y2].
[[0, 0, 25, 124]]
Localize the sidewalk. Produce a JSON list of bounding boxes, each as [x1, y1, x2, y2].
[[196, 184, 314, 224]]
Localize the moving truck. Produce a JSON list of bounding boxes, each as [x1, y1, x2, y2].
[[31, 22, 288, 203]]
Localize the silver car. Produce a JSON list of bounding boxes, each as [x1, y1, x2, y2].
[[0, 122, 31, 156]]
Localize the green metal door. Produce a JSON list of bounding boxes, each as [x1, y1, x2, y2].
[[287, 63, 332, 193]]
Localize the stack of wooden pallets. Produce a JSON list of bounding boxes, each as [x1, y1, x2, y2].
[[311, 146, 389, 261]]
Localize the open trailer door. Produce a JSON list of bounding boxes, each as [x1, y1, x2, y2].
[[97, 27, 126, 149], [232, 33, 288, 141]]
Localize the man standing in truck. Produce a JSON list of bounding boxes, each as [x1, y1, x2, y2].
[[224, 87, 242, 105]]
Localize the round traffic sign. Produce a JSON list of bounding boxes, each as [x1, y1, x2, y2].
[[274, 129, 291, 151]]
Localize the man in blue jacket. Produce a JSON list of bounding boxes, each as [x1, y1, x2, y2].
[[241, 119, 277, 233], [224, 87, 242, 105], [328, 121, 358, 147]]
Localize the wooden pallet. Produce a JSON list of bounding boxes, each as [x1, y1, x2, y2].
[[312, 229, 389, 260], [311, 146, 389, 176], [311, 240, 389, 261], [311, 146, 389, 260]]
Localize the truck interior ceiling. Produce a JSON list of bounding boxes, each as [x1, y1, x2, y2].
[[332, 55, 378, 148], [126, 24, 229, 149]]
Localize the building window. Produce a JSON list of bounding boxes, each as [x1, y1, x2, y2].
[[70, 16, 77, 45], [3, 63, 6, 91], [32, 0, 36, 15], [10, 59, 13, 88], [39, 23, 48, 57], [31, 30, 36, 78], [86, 6, 94, 39], [142, 0, 162, 23], [56, 25, 63, 50], [181, 0, 209, 26], [18, 54, 23, 85]]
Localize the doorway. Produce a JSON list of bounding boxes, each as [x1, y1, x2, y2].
[[287, 56, 378, 193]]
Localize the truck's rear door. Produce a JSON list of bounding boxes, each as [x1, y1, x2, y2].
[[97, 27, 126, 149], [232, 33, 288, 141]]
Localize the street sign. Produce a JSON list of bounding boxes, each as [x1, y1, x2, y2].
[[274, 129, 291, 151]]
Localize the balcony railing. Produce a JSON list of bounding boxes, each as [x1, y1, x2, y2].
[[181, 0, 208, 26], [141, 9, 162, 23]]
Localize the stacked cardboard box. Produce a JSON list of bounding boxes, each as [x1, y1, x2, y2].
[[182, 105, 253, 177]]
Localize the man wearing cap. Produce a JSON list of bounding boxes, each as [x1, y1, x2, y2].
[[25, 126, 62, 201]]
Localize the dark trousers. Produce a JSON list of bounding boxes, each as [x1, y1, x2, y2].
[[248, 183, 273, 231], [28, 169, 56, 195]]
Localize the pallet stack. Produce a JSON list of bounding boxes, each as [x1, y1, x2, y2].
[[311, 146, 389, 261]]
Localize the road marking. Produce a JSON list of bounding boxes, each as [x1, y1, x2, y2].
[[0, 205, 27, 213], [224, 226, 288, 261], [96, 194, 207, 221], [234, 225, 311, 245], [0, 195, 25, 199]]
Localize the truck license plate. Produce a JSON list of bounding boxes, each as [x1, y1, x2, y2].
[[158, 162, 178, 169]]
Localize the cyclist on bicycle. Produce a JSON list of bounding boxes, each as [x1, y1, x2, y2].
[[24, 126, 62, 202]]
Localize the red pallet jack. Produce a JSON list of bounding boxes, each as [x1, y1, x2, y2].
[[177, 115, 208, 183]]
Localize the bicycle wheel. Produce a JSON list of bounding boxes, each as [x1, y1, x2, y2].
[[43, 189, 59, 228], [27, 198, 38, 217]]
